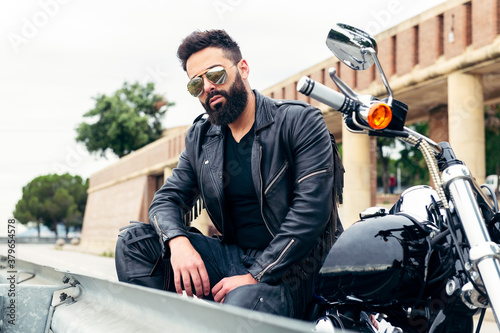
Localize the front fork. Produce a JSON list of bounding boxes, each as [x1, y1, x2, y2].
[[442, 164, 500, 327]]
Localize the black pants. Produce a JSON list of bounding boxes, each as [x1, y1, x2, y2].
[[115, 222, 293, 317]]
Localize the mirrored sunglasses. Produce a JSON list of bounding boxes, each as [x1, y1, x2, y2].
[[187, 65, 235, 97]]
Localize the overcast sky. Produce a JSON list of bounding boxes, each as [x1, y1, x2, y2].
[[0, 0, 446, 235]]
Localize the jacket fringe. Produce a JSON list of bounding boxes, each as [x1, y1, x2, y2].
[[330, 132, 345, 205], [183, 196, 205, 226]]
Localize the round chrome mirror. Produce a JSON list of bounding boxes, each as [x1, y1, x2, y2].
[[326, 23, 377, 70]]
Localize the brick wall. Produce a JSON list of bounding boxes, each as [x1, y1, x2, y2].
[[80, 176, 146, 252], [81, 126, 189, 252], [89, 128, 188, 189], [444, 3, 470, 59], [473, 0, 500, 47], [429, 105, 449, 143], [419, 16, 443, 67], [396, 27, 417, 75], [263, 0, 500, 99]]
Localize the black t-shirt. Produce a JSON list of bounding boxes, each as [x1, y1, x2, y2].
[[223, 127, 273, 250]]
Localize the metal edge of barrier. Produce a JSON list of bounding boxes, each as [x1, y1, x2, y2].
[[50, 270, 318, 333], [1, 258, 320, 333]]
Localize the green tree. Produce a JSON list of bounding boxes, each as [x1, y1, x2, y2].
[[485, 104, 500, 194], [76, 81, 174, 158], [13, 174, 89, 237], [376, 122, 430, 192]]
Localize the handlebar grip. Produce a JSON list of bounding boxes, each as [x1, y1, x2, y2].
[[297, 76, 358, 113]]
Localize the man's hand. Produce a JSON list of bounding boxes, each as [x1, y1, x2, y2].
[[370, 314, 379, 330], [212, 273, 257, 303], [168, 236, 210, 298]]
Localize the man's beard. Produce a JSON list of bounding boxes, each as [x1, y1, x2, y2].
[[202, 72, 248, 127]]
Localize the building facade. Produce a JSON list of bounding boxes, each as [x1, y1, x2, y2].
[[81, 0, 500, 253]]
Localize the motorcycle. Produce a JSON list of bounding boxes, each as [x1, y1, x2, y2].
[[297, 24, 500, 333]]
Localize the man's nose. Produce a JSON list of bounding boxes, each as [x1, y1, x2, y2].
[[203, 76, 216, 95]]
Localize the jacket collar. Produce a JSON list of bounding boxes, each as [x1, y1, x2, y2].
[[253, 90, 274, 132], [206, 123, 222, 137], [204, 90, 274, 137]]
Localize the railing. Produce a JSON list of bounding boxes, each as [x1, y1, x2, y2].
[[0, 237, 74, 244]]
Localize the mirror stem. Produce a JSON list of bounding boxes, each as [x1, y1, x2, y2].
[[363, 48, 393, 106]]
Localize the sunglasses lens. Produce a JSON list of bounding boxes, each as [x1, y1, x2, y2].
[[206, 67, 227, 85], [187, 66, 230, 97], [187, 77, 203, 97]]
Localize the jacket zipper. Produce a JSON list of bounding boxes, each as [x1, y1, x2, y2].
[[152, 214, 167, 241], [255, 239, 295, 281], [297, 167, 331, 184], [264, 160, 289, 195], [259, 145, 275, 237], [200, 160, 215, 226]]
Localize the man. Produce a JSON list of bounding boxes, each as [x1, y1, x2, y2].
[[389, 174, 396, 194], [115, 29, 343, 319]]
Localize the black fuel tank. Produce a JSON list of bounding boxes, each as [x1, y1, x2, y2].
[[315, 214, 430, 306]]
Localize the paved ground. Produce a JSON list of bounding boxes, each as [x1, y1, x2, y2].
[[11, 243, 117, 281]]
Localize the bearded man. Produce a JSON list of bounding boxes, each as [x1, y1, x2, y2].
[[115, 29, 343, 319]]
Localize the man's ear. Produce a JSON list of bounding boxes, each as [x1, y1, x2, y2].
[[238, 59, 250, 80]]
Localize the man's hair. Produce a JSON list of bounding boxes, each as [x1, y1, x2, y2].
[[177, 30, 242, 72]]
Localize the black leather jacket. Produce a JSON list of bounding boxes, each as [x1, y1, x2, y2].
[[149, 90, 336, 285]]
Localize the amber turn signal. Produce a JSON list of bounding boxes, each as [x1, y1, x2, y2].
[[368, 103, 392, 129]]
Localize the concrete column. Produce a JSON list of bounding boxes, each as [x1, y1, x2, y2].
[[370, 136, 377, 207], [164, 166, 173, 179], [191, 210, 210, 236], [448, 72, 486, 184], [341, 126, 372, 228]]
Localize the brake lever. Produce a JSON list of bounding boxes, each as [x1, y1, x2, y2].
[[328, 68, 360, 103]]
